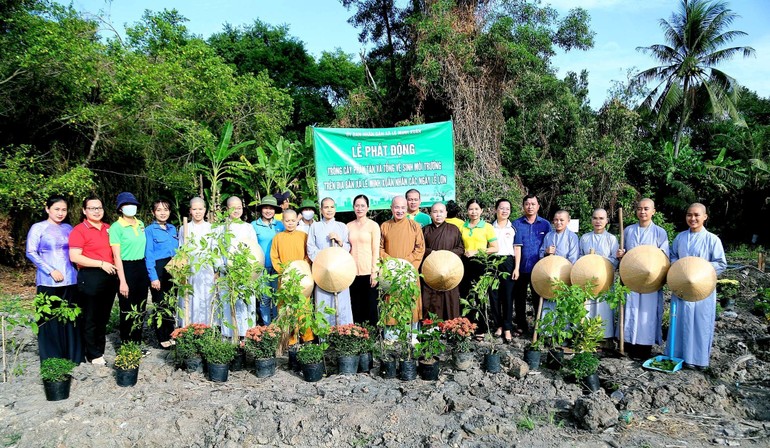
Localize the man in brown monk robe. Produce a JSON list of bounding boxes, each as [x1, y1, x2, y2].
[[380, 196, 425, 323], [421, 202, 465, 319]]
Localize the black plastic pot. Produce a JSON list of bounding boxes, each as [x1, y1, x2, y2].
[[547, 348, 565, 369], [338, 355, 359, 375], [229, 350, 245, 372], [359, 352, 373, 373], [484, 352, 502, 373], [418, 358, 440, 381], [583, 372, 601, 393], [399, 359, 418, 381], [380, 357, 398, 379], [453, 351, 474, 371], [254, 357, 276, 378], [302, 361, 324, 382], [184, 356, 203, 374], [115, 367, 139, 387], [288, 348, 301, 372], [43, 377, 71, 401], [207, 362, 229, 382], [524, 349, 542, 370]]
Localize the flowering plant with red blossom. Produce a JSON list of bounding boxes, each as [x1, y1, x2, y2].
[[438, 317, 477, 353], [415, 314, 446, 361], [328, 324, 370, 356], [171, 323, 213, 360], [243, 324, 281, 359]]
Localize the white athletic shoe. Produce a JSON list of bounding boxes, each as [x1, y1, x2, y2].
[[90, 356, 106, 366]]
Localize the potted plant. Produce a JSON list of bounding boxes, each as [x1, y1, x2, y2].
[[114, 341, 142, 387], [273, 266, 320, 374], [459, 252, 507, 373], [415, 315, 445, 380], [171, 323, 212, 373], [328, 324, 369, 375], [199, 333, 237, 382], [716, 278, 740, 311], [538, 281, 595, 369], [564, 352, 601, 392], [523, 338, 544, 370], [358, 323, 376, 373], [243, 324, 281, 378], [377, 258, 421, 380], [297, 343, 326, 382], [40, 357, 76, 401], [439, 317, 477, 371]]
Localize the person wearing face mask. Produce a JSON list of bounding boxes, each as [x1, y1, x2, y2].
[[297, 199, 317, 234], [109, 192, 149, 349], [178, 197, 216, 325], [144, 199, 179, 348], [27, 195, 83, 363]]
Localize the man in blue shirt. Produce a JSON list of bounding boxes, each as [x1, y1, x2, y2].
[[512, 194, 552, 336]]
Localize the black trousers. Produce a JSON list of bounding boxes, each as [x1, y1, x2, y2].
[[511, 272, 540, 333], [150, 257, 176, 344], [37, 285, 84, 364], [119, 259, 149, 344], [350, 274, 379, 328], [489, 256, 515, 331], [78, 268, 117, 360]]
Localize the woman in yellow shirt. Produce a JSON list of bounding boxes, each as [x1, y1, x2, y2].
[[459, 199, 498, 338]]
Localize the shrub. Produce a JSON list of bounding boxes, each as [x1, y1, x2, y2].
[[114, 341, 142, 370], [40, 358, 76, 382], [565, 352, 599, 379], [243, 324, 281, 359], [199, 336, 237, 365], [297, 343, 325, 364]]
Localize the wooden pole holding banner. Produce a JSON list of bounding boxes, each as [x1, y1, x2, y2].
[[182, 217, 190, 328], [618, 207, 625, 355]]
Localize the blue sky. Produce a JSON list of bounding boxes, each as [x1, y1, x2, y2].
[[73, 0, 769, 108]]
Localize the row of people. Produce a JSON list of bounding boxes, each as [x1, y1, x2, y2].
[[27, 188, 725, 369]]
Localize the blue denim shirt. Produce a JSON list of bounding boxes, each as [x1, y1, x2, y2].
[[145, 221, 179, 281], [512, 216, 552, 273]]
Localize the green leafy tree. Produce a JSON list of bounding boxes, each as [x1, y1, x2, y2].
[[635, 0, 755, 158]]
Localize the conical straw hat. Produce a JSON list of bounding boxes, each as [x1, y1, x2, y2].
[[379, 257, 418, 290], [422, 250, 464, 291], [619, 245, 669, 294], [570, 254, 615, 295], [311, 246, 356, 293], [666, 256, 717, 302], [532, 255, 572, 299], [285, 260, 314, 298]]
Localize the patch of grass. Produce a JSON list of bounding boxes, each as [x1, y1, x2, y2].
[[351, 435, 374, 447], [516, 416, 536, 431], [725, 244, 766, 263], [2, 432, 21, 447]]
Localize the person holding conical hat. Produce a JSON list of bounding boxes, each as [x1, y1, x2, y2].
[[616, 198, 669, 360], [579, 208, 619, 339], [307, 198, 353, 326], [512, 194, 552, 336], [538, 210, 579, 315], [297, 198, 317, 234], [667, 203, 726, 370], [421, 202, 465, 320], [220, 196, 259, 338], [252, 195, 285, 325]]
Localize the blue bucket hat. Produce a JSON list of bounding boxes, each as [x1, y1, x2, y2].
[[116, 192, 139, 211]]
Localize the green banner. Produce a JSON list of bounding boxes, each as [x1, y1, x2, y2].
[[313, 121, 455, 212]]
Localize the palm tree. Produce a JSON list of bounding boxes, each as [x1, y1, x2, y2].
[[635, 0, 755, 158]]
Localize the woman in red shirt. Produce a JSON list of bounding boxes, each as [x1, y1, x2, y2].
[[68, 196, 118, 365]]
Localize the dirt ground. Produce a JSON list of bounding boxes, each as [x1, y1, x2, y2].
[[1, 265, 769, 447]]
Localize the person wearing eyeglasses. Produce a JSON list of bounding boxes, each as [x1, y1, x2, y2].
[[68, 195, 118, 365]]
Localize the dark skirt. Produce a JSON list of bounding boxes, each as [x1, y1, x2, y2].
[[349, 274, 379, 327], [37, 284, 85, 364]]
